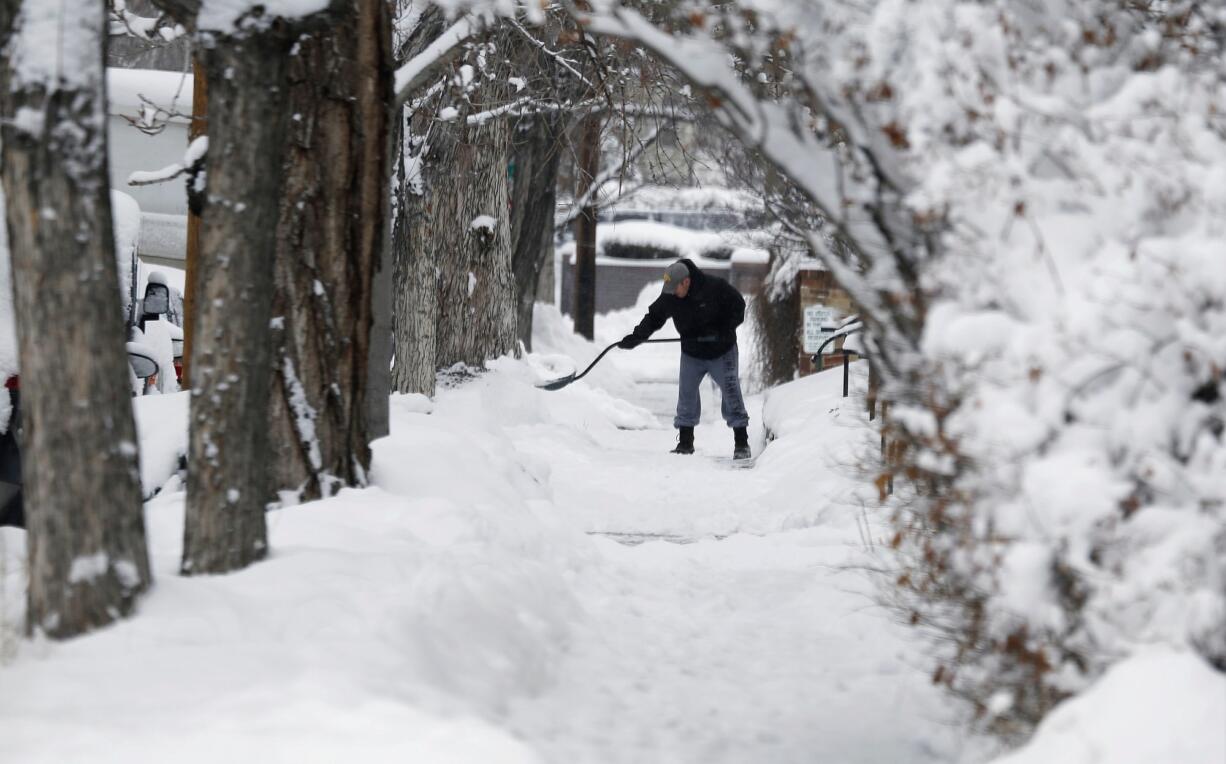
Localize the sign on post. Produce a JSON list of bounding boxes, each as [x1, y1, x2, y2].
[[803, 305, 836, 354]]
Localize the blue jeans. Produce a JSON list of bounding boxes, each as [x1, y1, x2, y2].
[[674, 346, 749, 429]]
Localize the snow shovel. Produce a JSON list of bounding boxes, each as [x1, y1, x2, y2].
[[538, 338, 682, 391]]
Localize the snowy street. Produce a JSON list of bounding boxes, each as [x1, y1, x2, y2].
[[0, 309, 959, 763]]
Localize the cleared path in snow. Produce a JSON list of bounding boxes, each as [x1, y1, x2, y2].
[[504, 378, 958, 764]]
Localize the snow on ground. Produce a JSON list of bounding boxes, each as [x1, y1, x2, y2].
[[1, 295, 1213, 761], [133, 391, 189, 498], [0, 315, 962, 762], [988, 649, 1226, 764]]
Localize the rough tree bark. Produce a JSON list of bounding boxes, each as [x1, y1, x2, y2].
[[180, 26, 295, 574], [0, 0, 151, 637], [571, 112, 601, 340], [268, 0, 391, 505], [389, 9, 447, 397], [433, 109, 517, 370], [390, 105, 441, 396], [509, 112, 565, 351], [392, 19, 518, 392]]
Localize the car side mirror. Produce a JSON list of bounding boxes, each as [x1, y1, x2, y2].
[[142, 282, 170, 316], [126, 342, 159, 380]]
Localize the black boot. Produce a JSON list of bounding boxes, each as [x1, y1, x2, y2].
[[733, 427, 751, 460], [671, 426, 695, 455]]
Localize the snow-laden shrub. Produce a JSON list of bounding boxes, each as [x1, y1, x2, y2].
[[845, 0, 1226, 740]]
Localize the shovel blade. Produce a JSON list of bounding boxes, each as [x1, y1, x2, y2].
[[537, 373, 576, 391]]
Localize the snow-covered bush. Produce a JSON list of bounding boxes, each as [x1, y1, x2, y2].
[[839, 0, 1226, 740]]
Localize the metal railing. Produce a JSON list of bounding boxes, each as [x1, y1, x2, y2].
[[811, 316, 863, 397]]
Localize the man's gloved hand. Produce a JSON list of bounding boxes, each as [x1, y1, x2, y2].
[[618, 334, 644, 350]]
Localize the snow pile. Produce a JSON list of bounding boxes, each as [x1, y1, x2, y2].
[[0, 374, 601, 762], [988, 649, 1226, 764], [132, 391, 188, 497], [441, 355, 659, 432], [757, 361, 878, 533], [528, 301, 644, 398]]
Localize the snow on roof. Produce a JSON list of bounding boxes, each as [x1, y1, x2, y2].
[[730, 248, 770, 265], [602, 220, 723, 252]]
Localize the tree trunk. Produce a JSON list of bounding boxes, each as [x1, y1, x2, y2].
[[268, 0, 391, 505], [572, 113, 601, 340], [510, 113, 565, 351], [390, 107, 442, 396], [391, 21, 518, 391], [0, 0, 151, 638], [182, 29, 295, 575], [433, 113, 516, 369]]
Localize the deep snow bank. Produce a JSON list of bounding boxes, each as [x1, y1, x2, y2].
[[0, 362, 618, 762], [988, 649, 1226, 764], [755, 360, 879, 534]]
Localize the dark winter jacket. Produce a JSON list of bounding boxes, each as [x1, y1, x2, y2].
[[629, 259, 746, 360]]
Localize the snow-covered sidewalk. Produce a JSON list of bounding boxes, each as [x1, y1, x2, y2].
[[499, 375, 956, 763], [0, 309, 960, 763]]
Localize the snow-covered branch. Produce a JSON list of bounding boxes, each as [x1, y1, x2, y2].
[[393, 15, 480, 109], [127, 136, 206, 187]]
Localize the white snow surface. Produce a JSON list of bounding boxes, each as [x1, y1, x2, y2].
[[559, 220, 726, 262], [132, 391, 189, 498], [0, 311, 962, 763], [988, 649, 1226, 764]]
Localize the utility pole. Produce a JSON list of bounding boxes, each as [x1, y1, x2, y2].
[[181, 54, 206, 386], [571, 112, 600, 340]]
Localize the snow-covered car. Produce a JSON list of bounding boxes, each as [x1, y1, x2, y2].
[[114, 191, 183, 394], [0, 192, 183, 527]]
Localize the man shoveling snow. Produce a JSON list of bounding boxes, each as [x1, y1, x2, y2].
[[618, 259, 751, 459]]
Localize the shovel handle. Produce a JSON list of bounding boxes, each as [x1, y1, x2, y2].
[[539, 337, 684, 390], [574, 337, 681, 383]]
